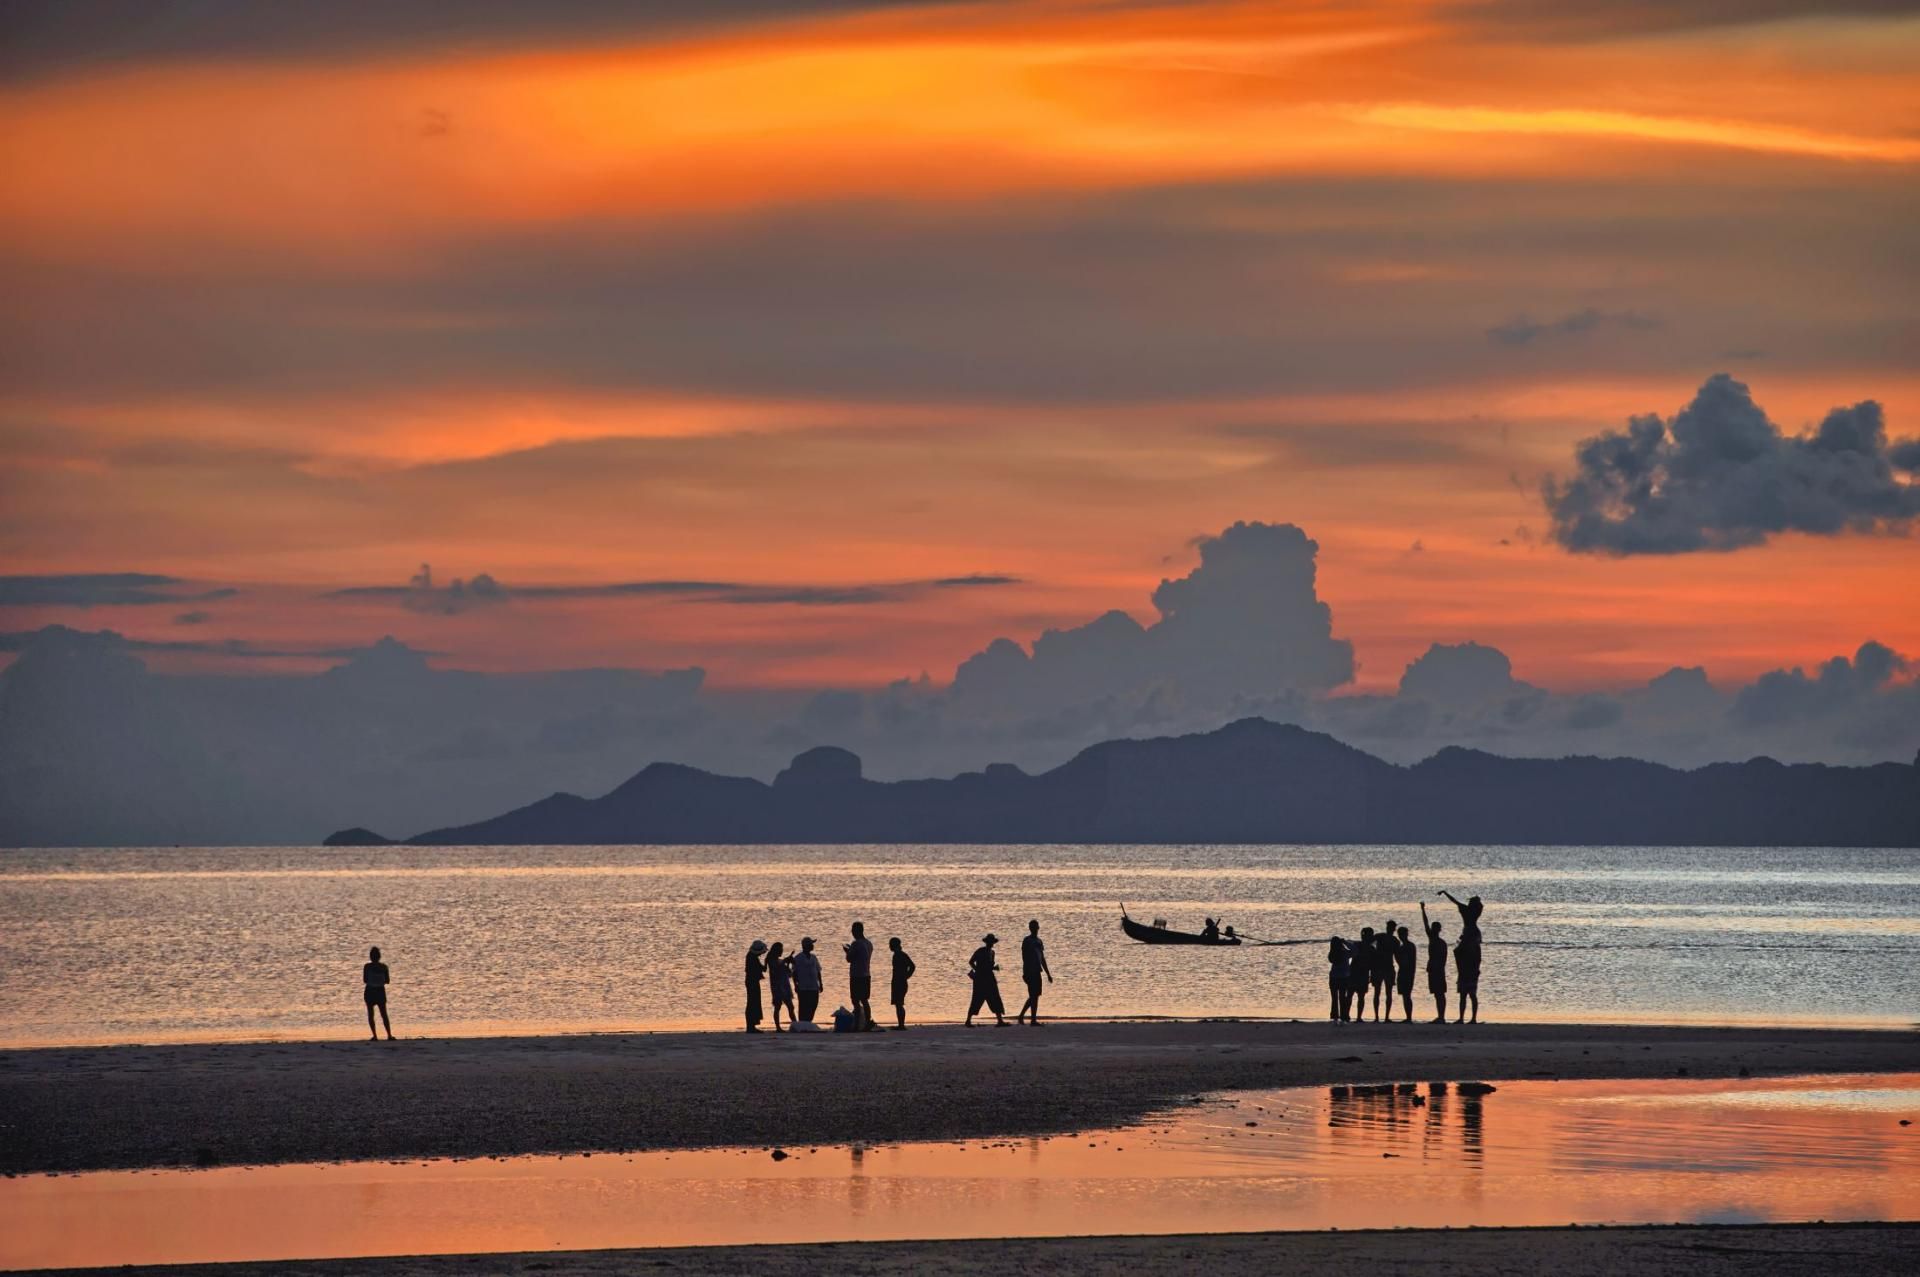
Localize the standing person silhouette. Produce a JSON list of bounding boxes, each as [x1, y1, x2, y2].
[[1440, 891, 1484, 1024], [1395, 925, 1417, 1023], [844, 922, 875, 1031], [1015, 919, 1053, 1025], [362, 946, 393, 1041], [888, 937, 916, 1030], [966, 933, 1006, 1026], [1327, 936, 1353, 1022], [744, 939, 767, 1033], [767, 940, 795, 1032], [1349, 927, 1376, 1021], [792, 937, 823, 1024], [1373, 918, 1399, 1021], [1420, 902, 1449, 1023]]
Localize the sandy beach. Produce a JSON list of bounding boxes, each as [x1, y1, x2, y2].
[[24, 1224, 1920, 1276], [5, 1019, 1916, 1174]]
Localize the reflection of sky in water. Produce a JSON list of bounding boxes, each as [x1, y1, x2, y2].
[[2, 1074, 1914, 1270], [3, 844, 1917, 1044]]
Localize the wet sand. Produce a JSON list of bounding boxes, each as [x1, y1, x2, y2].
[[4, 1020, 1916, 1174], [28, 1224, 1920, 1276]]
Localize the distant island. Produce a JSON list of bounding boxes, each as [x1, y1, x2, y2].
[[325, 718, 1920, 848]]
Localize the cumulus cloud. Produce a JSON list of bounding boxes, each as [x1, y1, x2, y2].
[[1731, 640, 1909, 728], [1544, 374, 1920, 554], [1398, 640, 1535, 706], [951, 521, 1353, 713]]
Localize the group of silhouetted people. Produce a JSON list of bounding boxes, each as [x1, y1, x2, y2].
[[1328, 891, 1483, 1024], [744, 919, 1053, 1032]]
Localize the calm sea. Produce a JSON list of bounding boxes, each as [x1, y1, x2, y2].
[[2, 844, 1916, 1046]]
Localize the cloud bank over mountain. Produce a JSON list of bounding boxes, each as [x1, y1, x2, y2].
[[4, 517, 1915, 845]]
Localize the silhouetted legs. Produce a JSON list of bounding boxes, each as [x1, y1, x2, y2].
[[366, 997, 391, 1041], [1016, 976, 1044, 1025], [798, 989, 820, 1023], [967, 983, 1006, 1026]]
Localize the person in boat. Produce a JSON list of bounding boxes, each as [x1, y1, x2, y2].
[[744, 939, 767, 1033], [1016, 919, 1053, 1025], [1327, 936, 1353, 1022], [966, 933, 1007, 1026], [1349, 927, 1376, 1021], [1419, 903, 1449, 1023], [792, 937, 823, 1024], [844, 921, 875, 1032], [887, 936, 916, 1030], [767, 940, 795, 1032], [362, 945, 394, 1041], [1372, 920, 1399, 1021], [1395, 925, 1418, 1023], [1201, 917, 1220, 942]]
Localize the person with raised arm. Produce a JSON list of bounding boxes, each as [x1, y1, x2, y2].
[[1439, 891, 1483, 1024]]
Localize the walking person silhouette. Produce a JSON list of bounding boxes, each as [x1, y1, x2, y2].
[[888, 936, 915, 1030], [1420, 902, 1449, 1023], [966, 933, 1006, 1026], [1015, 919, 1053, 1025], [362, 946, 393, 1041]]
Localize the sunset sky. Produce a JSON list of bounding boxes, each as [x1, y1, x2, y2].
[[3, 0, 1918, 697]]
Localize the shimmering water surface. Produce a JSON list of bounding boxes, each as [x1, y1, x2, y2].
[[2, 1074, 1916, 1269], [2, 844, 1917, 1046]]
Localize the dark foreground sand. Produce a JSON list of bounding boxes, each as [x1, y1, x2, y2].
[[27, 1224, 1920, 1277], [4, 1020, 1916, 1174]]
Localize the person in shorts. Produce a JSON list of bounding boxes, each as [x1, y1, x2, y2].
[[1395, 925, 1418, 1023], [1015, 919, 1053, 1025], [888, 936, 916, 1030], [362, 946, 393, 1041], [1420, 902, 1450, 1023], [844, 921, 875, 1031], [792, 937, 823, 1023]]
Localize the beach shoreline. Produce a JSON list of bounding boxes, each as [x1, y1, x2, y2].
[[20, 1224, 1920, 1277], [4, 1019, 1916, 1175]]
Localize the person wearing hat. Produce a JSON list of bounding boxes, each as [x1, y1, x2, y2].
[[966, 933, 1006, 1027], [744, 939, 767, 1033], [792, 937, 823, 1024]]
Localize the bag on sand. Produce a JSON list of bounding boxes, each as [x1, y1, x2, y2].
[[831, 1006, 855, 1033]]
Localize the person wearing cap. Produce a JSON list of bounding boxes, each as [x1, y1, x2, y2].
[[966, 933, 1006, 1027], [792, 937, 823, 1023], [744, 939, 767, 1033]]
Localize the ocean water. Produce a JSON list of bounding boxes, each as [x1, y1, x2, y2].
[[1, 843, 1916, 1046]]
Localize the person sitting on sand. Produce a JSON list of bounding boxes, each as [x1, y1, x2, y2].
[[1015, 919, 1053, 1026], [745, 939, 768, 1033], [845, 922, 875, 1032], [1395, 925, 1418, 1023], [1327, 936, 1353, 1022], [362, 946, 393, 1041], [767, 941, 796, 1032], [792, 937, 823, 1024], [966, 933, 1007, 1027], [1420, 903, 1449, 1023], [1349, 927, 1376, 1021], [888, 937, 916, 1030]]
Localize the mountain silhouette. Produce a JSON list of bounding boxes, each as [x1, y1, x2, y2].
[[326, 718, 1919, 848]]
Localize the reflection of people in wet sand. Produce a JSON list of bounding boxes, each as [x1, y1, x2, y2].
[[362, 946, 393, 1041], [966, 933, 1006, 1026], [1327, 936, 1352, 1021], [1015, 920, 1052, 1025], [1420, 902, 1449, 1023], [1441, 891, 1484, 1024], [888, 936, 915, 1030], [744, 939, 767, 1033], [1395, 925, 1417, 1022]]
